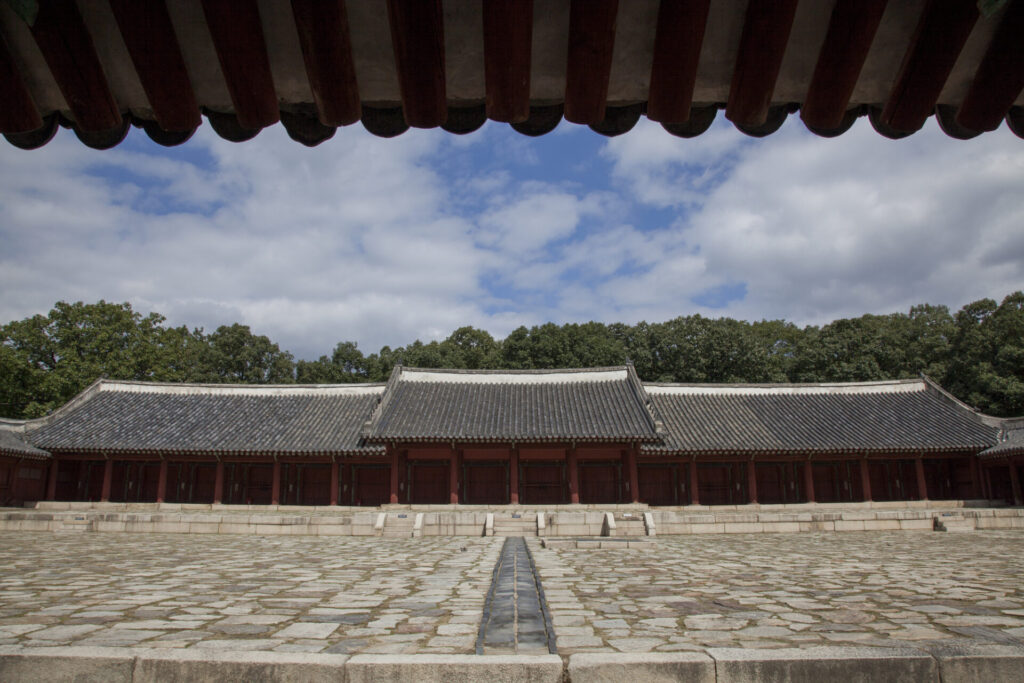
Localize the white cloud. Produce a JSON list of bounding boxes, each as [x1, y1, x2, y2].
[[1, 113, 1022, 366]]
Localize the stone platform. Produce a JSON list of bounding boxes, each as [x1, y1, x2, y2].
[[0, 528, 1023, 680], [2, 500, 1023, 537]]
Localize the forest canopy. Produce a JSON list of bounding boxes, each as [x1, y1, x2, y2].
[[2, 292, 1022, 419]]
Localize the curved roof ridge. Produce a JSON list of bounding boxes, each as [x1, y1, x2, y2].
[[95, 380, 386, 396], [644, 378, 926, 395], [399, 366, 630, 384]]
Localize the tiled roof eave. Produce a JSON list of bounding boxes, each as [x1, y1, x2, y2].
[[639, 444, 991, 457], [43, 446, 385, 458], [366, 434, 660, 444], [0, 448, 52, 461]]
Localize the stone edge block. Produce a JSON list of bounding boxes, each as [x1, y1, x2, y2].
[[930, 644, 1024, 683], [345, 654, 563, 683], [568, 652, 715, 683], [708, 646, 938, 683], [0, 645, 135, 683], [133, 648, 349, 683]]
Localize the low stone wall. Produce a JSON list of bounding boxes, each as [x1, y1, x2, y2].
[[1, 645, 1022, 683], [0, 501, 1021, 536]]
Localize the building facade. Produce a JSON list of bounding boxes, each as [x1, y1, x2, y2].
[[1, 365, 1021, 508]]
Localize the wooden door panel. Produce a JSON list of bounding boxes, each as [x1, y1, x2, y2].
[[464, 463, 508, 504]]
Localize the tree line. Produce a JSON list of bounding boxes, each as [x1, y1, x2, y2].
[[2, 293, 1022, 419]]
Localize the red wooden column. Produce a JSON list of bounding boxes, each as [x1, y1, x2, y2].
[[329, 460, 340, 506], [747, 460, 758, 504], [449, 450, 460, 505], [509, 447, 520, 504], [389, 449, 400, 504], [156, 460, 168, 504], [1009, 461, 1023, 506], [915, 456, 928, 500], [803, 460, 816, 503], [568, 447, 580, 504], [969, 456, 982, 499], [213, 461, 224, 504], [100, 459, 113, 502], [689, 459, 700, 505], [859, 458, 872, 502], [271, 461, 282, 505], [626, 447, 640, 504], [46, 461, 58, 500]]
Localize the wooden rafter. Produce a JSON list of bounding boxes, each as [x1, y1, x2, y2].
[[647, 0, 711, 124], [725, 0, 800, 128], [291, 0, 360, 127], [0, 32, 41, 133], [483, 0, 533, 123], [29, 0, 121, 132], [801, 0, 887, 131], [200, 0, 279, 130], [879, 0, 979, 133], [956, 0, 1024, 132], [386, 0, 446, 128], [565, 0, 619, 125], [108, 0, 200, 133]]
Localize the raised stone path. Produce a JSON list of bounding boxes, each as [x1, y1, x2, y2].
[[477, 537, 555, 654], [1, 528, 1023, 680]]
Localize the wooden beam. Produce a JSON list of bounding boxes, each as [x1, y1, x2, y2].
[[956, 0, 1024, 133], [386, 0, 446, 128], [0, 33, 42, 133], [801, 0, 887, 131], [879, 0, 978, 134], [29, 0, 121, 132], [483, 0, 533, 123], [565, 0, 619, 125], [200, 0, 279, 130], [290, 0, 360, 127], [725, 0, 799, 128], [647, 0, 711, 124], [108, 0, 200, 132]]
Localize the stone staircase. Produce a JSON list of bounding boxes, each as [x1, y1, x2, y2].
[[934, 513, 975, 532], [491, 512, 537, 537], [603, 511, 649, 537], [380, 512, 417, 538]]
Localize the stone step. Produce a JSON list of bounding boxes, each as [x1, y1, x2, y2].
[[934, 515, 975, 532]]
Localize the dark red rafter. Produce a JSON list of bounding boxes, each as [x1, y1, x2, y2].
[[108, 0, 200, 133], [956, 0, 1024, 133], [725, 0, 799, 128], [29, 0, 121, 132], [386, 0, 446, 128], [200, 0, 279, 130], [565, 0, 619, 125], [483, 0, 533, 123], [0, 32, 42, 133], [801, 0, 887, 131], [290, 0, 360, 127], [647, 0, 711, 124], [879, 0, 978, 134]]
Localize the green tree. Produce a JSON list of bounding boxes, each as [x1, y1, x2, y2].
[[296, 341, 368, 383], [199, 324, 295, 383]]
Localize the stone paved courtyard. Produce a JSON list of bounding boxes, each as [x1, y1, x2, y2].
[[530, 531, 1024, 654], [0, 530, 1023, 657]]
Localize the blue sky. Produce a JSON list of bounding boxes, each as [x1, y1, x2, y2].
[[1, 114, 1022, 360]]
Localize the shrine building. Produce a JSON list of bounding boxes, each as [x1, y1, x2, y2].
[[1, 365, 1021, 509]]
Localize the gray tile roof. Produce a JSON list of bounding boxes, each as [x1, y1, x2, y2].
[[0, 429, 50, 460], [365, 366, 661, 443], [980, 428, 1024, 459], [27, 381, 385, 456], [642, 379, 998, 455]]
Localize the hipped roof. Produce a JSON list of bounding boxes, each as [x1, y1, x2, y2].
[[23, 380, 385, 457], [363, 365, 662, 444], [643, 378, 998, 455], [1, 0, 1022, 150]]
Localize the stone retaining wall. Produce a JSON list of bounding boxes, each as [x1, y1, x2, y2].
[[0, 501, 1021, 536]]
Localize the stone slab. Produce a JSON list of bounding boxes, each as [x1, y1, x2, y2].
[[568, 652, 715, 683], [346, 654, 563, 683], [134, 648, 349, 683], [708, 647, 938, 682], [0, 645, 135, 683]]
